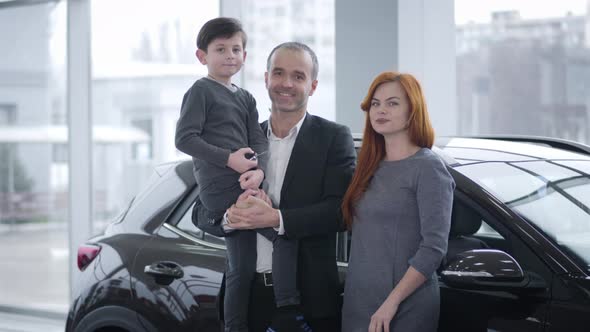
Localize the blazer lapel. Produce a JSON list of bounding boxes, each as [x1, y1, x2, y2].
[[280, 114, 316, 200]]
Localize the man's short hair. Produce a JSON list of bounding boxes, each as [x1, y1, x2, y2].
[[196, 17, 247, 51], [266, 42, 319, 80]]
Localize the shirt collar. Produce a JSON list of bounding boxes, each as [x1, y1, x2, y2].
[[203, 76, 238, 92], [267, 112, 307, 140]]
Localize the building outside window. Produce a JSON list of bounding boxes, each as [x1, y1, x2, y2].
[[91, 0, 218, 230], [241, 0, 336, 121], [0, 0, 219, 314], [455, 0, 590, 144], [0, 1, 69, 312]]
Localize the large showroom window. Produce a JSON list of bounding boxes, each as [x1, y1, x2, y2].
[[241, 0, 335, 121], [90, 0, 219, 232], [0, 1, 69, 312], [455, 0, 590, 144]]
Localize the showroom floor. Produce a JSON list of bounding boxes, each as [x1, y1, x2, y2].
[[0, 312, 64, 332]]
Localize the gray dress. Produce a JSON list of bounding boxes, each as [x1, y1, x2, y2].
[[342, 148, 455, 332]]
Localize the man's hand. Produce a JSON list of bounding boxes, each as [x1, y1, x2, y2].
[[227, 147, 258, 173], [239, 169, 264, 190], [252, 188, 272, 206], [227, 191, 279, 229]]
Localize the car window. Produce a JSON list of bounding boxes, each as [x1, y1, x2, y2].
[[175, 202, 226, 247], [444, 147, 536, 162], [336, 199, 508, 265], [457, 162, 545, 202], [176, 205, 204, 239], [203, 232, 226, 246], [456, 159, 590, 272], [444, 138, 590, 161], [447, 198, 509, 264], [461, 206, 555, 285], [475, 220, 502, 238]]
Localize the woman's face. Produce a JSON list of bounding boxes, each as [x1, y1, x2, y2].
[[368, 81, 411, 137]]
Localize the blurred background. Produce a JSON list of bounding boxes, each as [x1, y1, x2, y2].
[[0, 0, 589, 328]]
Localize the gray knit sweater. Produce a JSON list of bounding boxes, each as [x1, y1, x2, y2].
[[175, 78, 268, 188], [342, 148, 455, 332]]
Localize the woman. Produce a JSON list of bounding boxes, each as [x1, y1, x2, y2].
[[341, 72, 455, 332]]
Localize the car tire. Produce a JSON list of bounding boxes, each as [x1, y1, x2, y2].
[[73, 305, 157, 332]]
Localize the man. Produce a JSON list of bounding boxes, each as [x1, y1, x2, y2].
[[195, 41, 356, 331]]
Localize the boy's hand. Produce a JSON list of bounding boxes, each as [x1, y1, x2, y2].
[[239, 169, 264, 190], [227, 147, 258, 173]]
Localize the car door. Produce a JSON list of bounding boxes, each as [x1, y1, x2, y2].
[[336, 193, 553, 332], [439, 194, 552, 332], [131, 196, 226, 332], [546, 275, 590, 331]]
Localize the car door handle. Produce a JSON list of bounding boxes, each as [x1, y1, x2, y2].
[[144, 261, 184, 279]]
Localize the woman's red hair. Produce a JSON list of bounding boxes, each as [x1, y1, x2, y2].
[[341, 71, 435, 229]]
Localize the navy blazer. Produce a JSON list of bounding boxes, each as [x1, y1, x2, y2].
[[194, 113, 356, 319]]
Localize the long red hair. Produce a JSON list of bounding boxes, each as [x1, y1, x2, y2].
[[341, 71, 435, 229]]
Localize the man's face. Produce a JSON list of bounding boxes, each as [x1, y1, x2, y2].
[[265, 48, 318, 113], [197, 33, 246, 83]]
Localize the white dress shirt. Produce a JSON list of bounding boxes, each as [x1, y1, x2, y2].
[[223, 113, 306, 273], [255, 113, 306, 272]]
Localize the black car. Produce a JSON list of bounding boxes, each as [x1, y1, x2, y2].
[[66, 136, 590, 332]]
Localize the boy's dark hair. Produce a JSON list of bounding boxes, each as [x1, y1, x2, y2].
[[196, 17, 247, 51]]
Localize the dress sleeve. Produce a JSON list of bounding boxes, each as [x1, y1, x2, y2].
[[408, 156, 455, 278]]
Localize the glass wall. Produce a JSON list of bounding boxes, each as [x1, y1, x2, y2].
[[90, 0, 219, 231], [0, 0, 220, 314], [0, 1, 68, 312], [455, 0, 590, 144], [241, 0, 335, 121]]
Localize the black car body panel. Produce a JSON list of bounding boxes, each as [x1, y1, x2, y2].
[[67, 137, 590, 332]]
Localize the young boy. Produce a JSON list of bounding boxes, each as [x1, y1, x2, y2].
[[175, 17, 306, 331]]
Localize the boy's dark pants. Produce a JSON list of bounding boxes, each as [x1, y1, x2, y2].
[[199, 175, 300, 331]]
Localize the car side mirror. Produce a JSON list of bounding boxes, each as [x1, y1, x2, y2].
[[441, 249, 531, 291]]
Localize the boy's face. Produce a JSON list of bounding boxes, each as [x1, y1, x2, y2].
[[196, 33, 246, 84]]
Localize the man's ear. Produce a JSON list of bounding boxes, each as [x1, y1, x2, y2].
[[264, 72, 269, 87], [242, 50, 247, 63], [196, 49, 207, 65], [309, 79, 318, 96]]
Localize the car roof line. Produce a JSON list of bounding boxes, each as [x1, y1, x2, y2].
[[459, 135, 590, 156]]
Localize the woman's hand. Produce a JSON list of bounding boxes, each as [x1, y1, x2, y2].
[[368, 299, 399, 332], [368, 267, 427, 331]]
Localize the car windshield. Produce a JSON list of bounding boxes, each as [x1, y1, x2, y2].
[[451, 151, 590, 272]]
